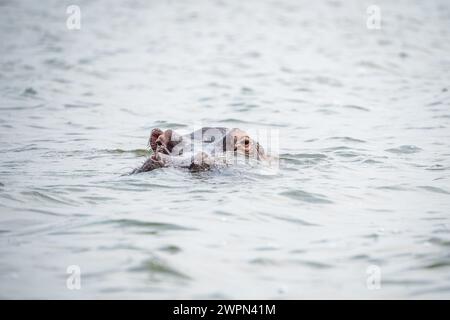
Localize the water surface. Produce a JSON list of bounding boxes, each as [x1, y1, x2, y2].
[[1, 0, 450, 298]]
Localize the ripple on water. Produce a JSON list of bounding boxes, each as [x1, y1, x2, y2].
[[22, 87, 37, 96], [320, 146, 366, 159], [333, 150, 362, 158], [217, 118, 288, 127], [159, 245, 182, 254], [418, 186, 450, 195], [281, 153, 328, 166], [249, 258, 278, 266], [376, 185, 410, 191], [291, 259, 333, 269], [1, 103, 44, 111], [385, 145, 422, 154], [150, 120, 189, 128], [425, 164, 448, 171], [103, 148, 150, 157], [64, 102, 101, 109], [129, 256, 190, 280], [280, 189, 333, 204], [213, 210, 234, 216], [361, 158, 384, 164], [102, 219, 194, 234], [341, 104, 370, 112], [428, 237, 450, 247], [21, 190, 76, 206], [327, 136, 366, 143], [424, 259, 450, 270], [311, 76, 343, 87], [271, 214, 320, 226]]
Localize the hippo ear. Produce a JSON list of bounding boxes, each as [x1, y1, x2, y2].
[[149, 128, 163, 151]]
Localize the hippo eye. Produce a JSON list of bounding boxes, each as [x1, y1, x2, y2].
[[156, 140, 162, 146], [244, 138, 250, 146]]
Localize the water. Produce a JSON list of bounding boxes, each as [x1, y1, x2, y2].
[[1, 0, 450, 299]]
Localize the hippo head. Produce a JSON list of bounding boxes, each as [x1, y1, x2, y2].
[[223, 128, 267, 160], [147, 127, 267, 164], [135, 127, 270, 173]]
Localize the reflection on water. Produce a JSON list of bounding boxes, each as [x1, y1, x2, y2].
[[0, 0, 450, 298]]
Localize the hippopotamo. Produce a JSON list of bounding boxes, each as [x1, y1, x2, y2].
[[132, 127, 268, 173]]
